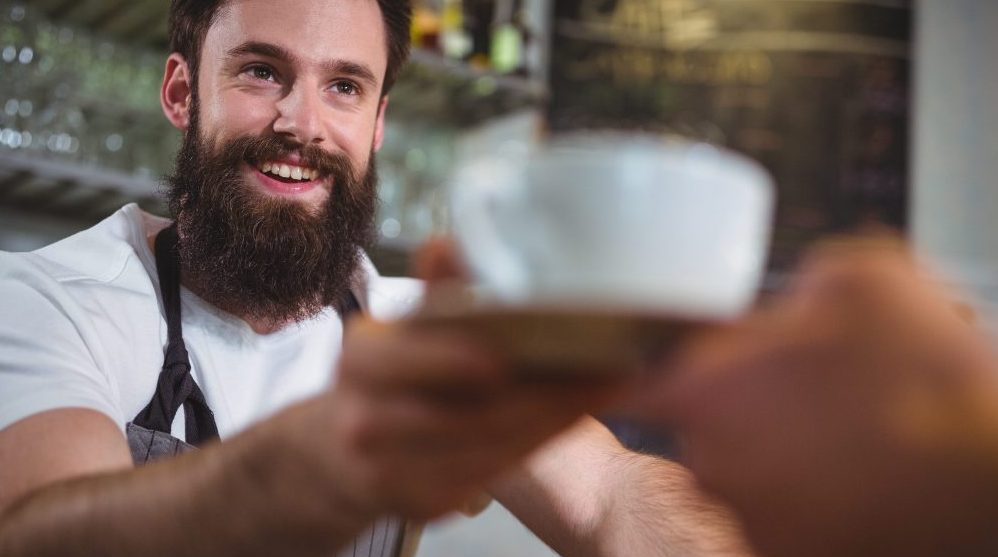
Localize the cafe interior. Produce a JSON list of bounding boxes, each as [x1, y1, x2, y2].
[[0, 1, 996, 555]]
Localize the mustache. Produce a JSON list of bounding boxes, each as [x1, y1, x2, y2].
[[227, 134, 357, 182]]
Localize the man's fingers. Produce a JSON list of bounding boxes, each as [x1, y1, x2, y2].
[[357, 380, 616, 454], [379, 412, 592, 491], [344, 391, 601, 520], [409, 236, 482, 318], [341, 319, 506, 393], [412, 236, 469, 285]]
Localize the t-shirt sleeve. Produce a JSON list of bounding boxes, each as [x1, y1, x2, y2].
[[0, 257, 124, 432]]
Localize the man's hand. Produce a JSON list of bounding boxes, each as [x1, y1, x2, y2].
[[633, 239, 998, 557], [315, 238, 624, 520]]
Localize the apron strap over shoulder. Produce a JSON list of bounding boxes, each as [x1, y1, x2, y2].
[[132, 224, 219, 446]]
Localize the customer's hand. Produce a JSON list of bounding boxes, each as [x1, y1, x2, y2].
[[634, 239, 998, 557]]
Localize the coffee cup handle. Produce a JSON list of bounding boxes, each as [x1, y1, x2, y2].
[[450, 160, 529, 301]]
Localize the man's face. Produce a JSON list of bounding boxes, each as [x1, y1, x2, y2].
[[162, 0, 390, 325], [196, 0, 389, 209]]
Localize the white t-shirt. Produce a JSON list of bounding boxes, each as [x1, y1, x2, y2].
[[0, 204, 423, 440]]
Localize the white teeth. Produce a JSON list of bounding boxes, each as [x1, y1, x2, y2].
[[259, 161, 317, 181]]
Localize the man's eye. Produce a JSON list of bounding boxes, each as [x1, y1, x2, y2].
[[247, 65, 276, 82], [332, 81, 359, 96]]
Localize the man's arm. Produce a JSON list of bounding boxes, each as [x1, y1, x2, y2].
[[492, 417, 755, 557], [0, 403, 373, 557], [0, 319, 614, 557], [418, 236, 753, 556]]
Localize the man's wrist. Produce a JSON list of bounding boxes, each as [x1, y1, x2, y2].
[[221, 399, 378, 550]]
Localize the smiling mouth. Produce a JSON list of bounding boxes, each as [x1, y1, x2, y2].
[[254, 160, 321, 184]]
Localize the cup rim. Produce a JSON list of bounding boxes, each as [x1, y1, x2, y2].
[[526, 131, 772, 188]]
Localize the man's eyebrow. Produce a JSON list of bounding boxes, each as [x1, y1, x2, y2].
[[320, 60, 379, 89], [226, 41, 380, 89], [227, 41, 295, 64]]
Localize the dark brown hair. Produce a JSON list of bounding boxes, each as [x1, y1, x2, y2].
[[168, 0, 412, 95]]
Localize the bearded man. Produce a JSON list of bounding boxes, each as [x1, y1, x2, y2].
[[0, 1, 752, 556]]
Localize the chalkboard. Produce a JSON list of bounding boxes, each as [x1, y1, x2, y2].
[[547, 0, 912, 270]]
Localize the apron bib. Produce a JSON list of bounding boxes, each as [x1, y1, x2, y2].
[[126, 224, 409, 557]]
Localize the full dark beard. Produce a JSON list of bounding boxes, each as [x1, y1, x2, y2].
[[165, 120, 377, 326]]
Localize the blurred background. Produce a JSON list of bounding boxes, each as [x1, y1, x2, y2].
[[0, 0, 550, 275], [1, 0, 996, 555]]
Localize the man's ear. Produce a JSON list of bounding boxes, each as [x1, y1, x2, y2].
[[161, 53, 194, 131], [372, 96, 389, 152]]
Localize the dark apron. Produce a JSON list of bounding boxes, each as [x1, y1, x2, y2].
[[125, 224, 408, 557]]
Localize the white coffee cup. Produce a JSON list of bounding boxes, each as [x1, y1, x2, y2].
[[449, 133, 775, 321]]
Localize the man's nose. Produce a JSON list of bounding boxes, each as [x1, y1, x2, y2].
[[272, 83, 325, 145]]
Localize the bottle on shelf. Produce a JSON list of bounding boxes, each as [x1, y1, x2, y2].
[[410, 0, 441, 52], [463, 0, 495, 71], [440, 0, 472, 60], [490, 0, 528, 75]]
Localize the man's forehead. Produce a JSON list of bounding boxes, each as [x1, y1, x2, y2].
[[204, 0, 388, 75]]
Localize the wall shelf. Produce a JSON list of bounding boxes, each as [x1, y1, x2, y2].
[[381, 48, 546, 128], [0, 150, 163, 222]]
